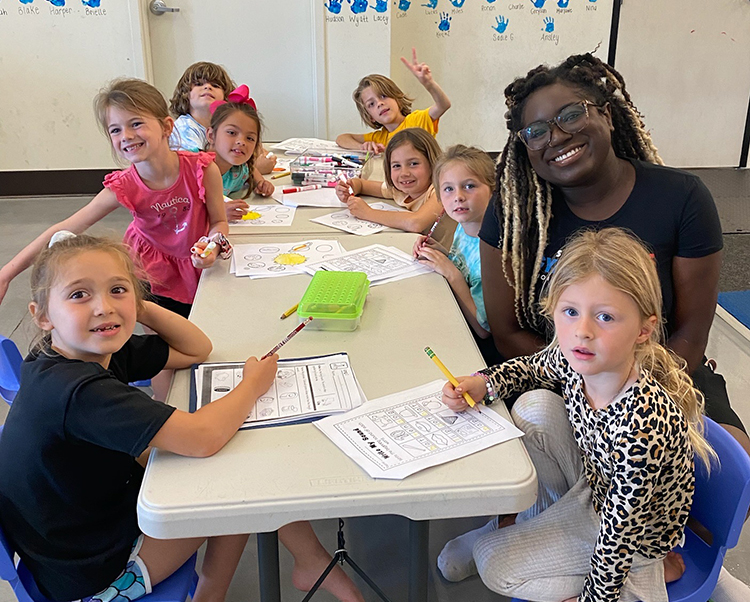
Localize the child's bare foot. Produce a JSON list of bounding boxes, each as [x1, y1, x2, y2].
[[663, 551, 686, 583], [291, 552, 365, 602]]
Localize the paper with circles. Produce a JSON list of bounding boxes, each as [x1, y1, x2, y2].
[[230, 239, 345, 278], [194, 353, 364, 430], [229, 204, 296, 227], [310, 202, 407, 235]]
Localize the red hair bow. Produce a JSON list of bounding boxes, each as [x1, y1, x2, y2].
[[210, 84, 257, 114]]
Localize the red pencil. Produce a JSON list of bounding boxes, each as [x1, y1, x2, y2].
[[261, 317, 313, 359]]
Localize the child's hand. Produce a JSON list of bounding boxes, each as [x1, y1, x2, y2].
[[346, 196, 372, 220], [225, 199, 250, 222], [242, 354, 278, 399], [361, 141, 386, 155], [416, 245, 457, 278], [191, 239, 219, 269], [413, 235, 447, 258], [335, 177, 359, 202], [412, 234, 429, 258], [256, 153, 277, 175], [254, 178, 275, 197], [442, 375, 485, 411], [400, 47, 434, 88]]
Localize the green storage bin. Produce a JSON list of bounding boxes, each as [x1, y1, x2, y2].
[[298, 271, 369, 331]]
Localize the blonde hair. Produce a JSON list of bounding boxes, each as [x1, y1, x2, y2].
[[30, 235, 146, 354], [433, 145, 496, 202], [169, 61, 235, 117], [540, 228, 716, 469], [94, 78, 170, 135], [383, 128, 442, 192], [495, 53, 663, 331], [353, 74, 413, 129], [210, 103, 263, 200]]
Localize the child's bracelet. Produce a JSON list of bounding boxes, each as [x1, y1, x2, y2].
[[204, 233, 233, 259], [472, 371, 496, 405]]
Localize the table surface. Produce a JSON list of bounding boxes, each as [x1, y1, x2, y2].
[[138, 232, 537, 538]]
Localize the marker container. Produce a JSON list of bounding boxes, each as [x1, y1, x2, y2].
[[297, 271, 370, 331], [290, 156, 362, 187]]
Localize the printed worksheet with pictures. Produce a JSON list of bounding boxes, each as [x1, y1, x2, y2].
[[193, 353, 364, 429], [315, 380, 524, 479]]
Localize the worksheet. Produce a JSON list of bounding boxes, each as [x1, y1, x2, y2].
[[271, 137, 355, 155], [315, 380, 524, 479], [230, 204, 296, 227], [194, 353, 364, 429], [231, 239, 345, 278], [310, 203, 406, 236], [303, 244, 431, 285]]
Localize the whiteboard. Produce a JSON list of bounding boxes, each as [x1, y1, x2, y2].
[[0, 1, 145, 171]]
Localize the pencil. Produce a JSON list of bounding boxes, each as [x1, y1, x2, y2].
[[280, 303, 299, 320], [262, 317, 313, 359], [423, 346, 476, 407], [271, 171, 291, 179]]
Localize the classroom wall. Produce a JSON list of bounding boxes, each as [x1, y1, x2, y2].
[[1, 0, 749, 174]]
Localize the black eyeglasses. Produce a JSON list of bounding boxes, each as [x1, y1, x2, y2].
[[516, 100, 602, 151]]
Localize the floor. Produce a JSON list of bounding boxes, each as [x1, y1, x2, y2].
[[0, 184, 749, 601]]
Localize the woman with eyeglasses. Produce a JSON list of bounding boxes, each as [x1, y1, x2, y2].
[[436, 53, 750, 600]]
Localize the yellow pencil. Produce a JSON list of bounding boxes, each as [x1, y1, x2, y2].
[[271, 171, 291, 179], [424, 346, 476, 407], [280, 303, 299, 320]]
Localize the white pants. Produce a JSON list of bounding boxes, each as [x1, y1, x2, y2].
[[473, 389, 667, 602]]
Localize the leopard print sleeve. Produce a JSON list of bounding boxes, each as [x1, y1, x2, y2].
[[579, 394, 670, 602], [481, 346, 566, 401]]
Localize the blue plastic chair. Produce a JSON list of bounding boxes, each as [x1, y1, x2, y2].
[[0, 425, 199, 602], [0, 336, 23, 405], [511, 417, 750, 602]]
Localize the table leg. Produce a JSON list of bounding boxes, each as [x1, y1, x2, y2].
[[408, 519, 429, 602], [257, 531, 281, 602]]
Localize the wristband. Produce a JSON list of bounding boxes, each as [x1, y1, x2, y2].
[[472, 371, 496, 405], [198, 233, 233, 259]]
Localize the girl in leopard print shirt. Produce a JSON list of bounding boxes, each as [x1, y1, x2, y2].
[[438, 228, 715, 602]]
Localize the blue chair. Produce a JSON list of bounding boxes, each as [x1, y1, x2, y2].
[[0, 427, 199, 602], [0, 336, 23, 405], [511, 417, 750, 602]]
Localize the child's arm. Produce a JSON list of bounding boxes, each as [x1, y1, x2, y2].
[[335, 177, 386, 202], [148, 353, 279, 457], [252, 166, 274, 196], [192, 162, 229, 269], [137, 301, 212, 368], [0, 189, 121, 305], [417, 246, 490, 339], [348, 189, 441, 233], [400, 47, 452, 121], [336, 133, 386, 155]]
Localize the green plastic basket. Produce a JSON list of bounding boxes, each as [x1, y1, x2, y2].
[[297, 271, 370, 331]]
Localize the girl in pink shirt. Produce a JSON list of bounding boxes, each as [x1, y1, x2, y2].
[[0, 79, 229, 318]]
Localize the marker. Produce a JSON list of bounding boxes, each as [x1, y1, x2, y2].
[[271, 171, 291, 179], [424, 346, 477, 408], [262, 317, 313, 359], [283, 185, 322, 194], [299, 156, 332, 163], [266, 151, 275, 159], [291, 243, 308, 251], [365, 151, 371, 162], [339, 173, 354, 195], [190, 241, 216, 258], [333, 155, 361, 168], [280, 303, 299, 320], [425, 209, 445, 240]]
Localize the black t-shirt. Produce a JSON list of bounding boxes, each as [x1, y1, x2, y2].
[[0, 335, 174, 601], [479, 159, 723, 338]]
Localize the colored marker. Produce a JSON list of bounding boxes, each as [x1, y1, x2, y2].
[[280, 303, 299, 320], [425, 209, 445, 240], [262, 317, 313, 359], [190, 241, 216, 258], [332, 154, 360, 168], [424, 346, 477, 408], [283, 185, 323, 194], [339, 173, 354, 195], [266, 151, 275, 159], [299, 156, 333, 163], [271, 171, 291, 179]]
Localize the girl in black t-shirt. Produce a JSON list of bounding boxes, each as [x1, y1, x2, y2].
[[0, 234, 365, 602]]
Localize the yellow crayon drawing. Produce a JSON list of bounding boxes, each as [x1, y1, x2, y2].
[[274, 253, 306, 265], [241, 211, 261, 221]]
